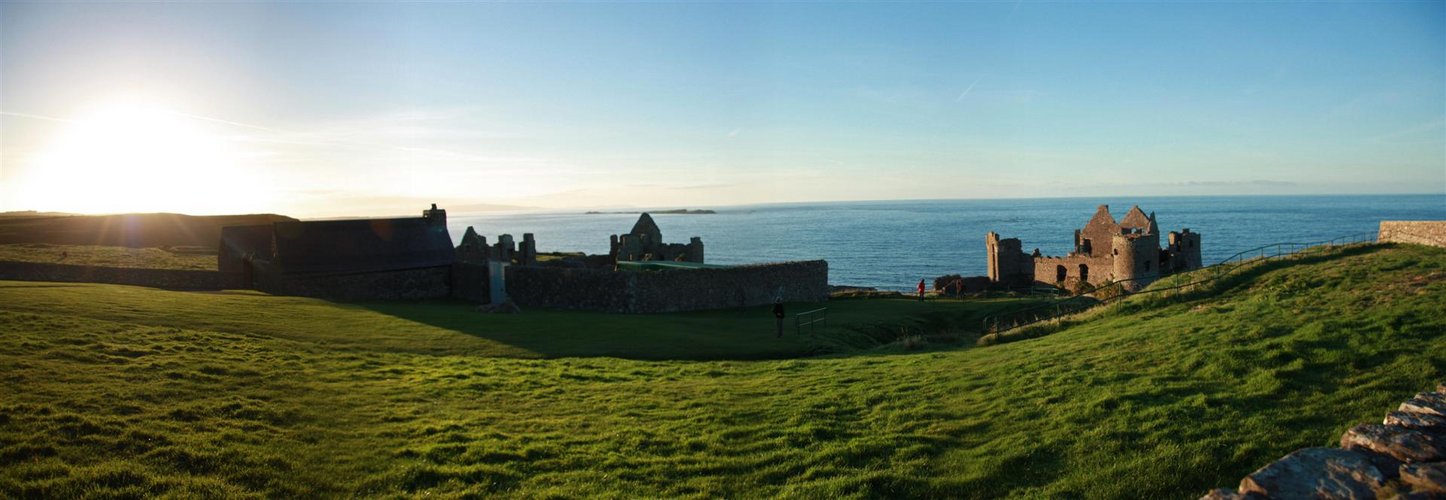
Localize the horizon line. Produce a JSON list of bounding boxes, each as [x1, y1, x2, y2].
[[4, 191, 1441, 220]]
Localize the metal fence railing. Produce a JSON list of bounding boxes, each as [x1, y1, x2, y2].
[[796, 307, 828, 336], [980, 230, 1389, 335]]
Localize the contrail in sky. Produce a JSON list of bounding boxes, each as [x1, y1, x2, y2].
[[0, 110, 76, 123], [956, 77, 982, 103], [167, 110, 282, 133]]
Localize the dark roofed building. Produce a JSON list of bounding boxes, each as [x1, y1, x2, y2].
[[271, 217, 453, 274], [218, 224, 276, 273], [215, 205, 456, 300], [218, 204, 454, 276]]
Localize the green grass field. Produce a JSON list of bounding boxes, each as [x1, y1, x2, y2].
[[0, 243, 217, 270], [1, 243, 1443, 498]]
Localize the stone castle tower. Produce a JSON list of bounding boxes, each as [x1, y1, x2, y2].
[[986, 204, 1201, 291]]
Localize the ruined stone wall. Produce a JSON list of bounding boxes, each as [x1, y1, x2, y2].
[[1168, 229, 1203, 270], [0, 262, 245, 290], [986, 232, 1033, 286], [500, 261, 829, 313], [1032, 255, 1112, 287], [1202, 383, 1446, 499], [252, 264, 451, 300], [1380, 221, 1446, 248]]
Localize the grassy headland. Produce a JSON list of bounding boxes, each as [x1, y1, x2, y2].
[[1, 243, 1442, 497]]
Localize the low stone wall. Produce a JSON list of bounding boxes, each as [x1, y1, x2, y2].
[[505, 266, 633, 312], [253, 264, 452, 301], [1203, 383, 1446, 499], [0, 261, 244, 290], [502, 260, 829, 313], [631, 260, 829, 313], [451, 262, 491, 303], [1380, 221, 1446, 248]]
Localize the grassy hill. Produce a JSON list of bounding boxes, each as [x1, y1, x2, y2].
[[1, 243, 1442, 498], [0, 212, 294, 248]]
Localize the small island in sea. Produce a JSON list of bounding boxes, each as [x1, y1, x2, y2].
[[585, 209, 716, 215]]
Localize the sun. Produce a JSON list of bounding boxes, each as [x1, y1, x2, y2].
[[13, 100, 270, 215]]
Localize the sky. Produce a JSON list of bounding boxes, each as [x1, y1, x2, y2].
[[1, 2, 1443, 218]]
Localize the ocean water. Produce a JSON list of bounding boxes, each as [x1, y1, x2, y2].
[[449, 194, 1445, 292]]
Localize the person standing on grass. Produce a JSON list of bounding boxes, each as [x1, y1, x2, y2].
[[917, 279, 927, 302], [773, 299, 785, 338]]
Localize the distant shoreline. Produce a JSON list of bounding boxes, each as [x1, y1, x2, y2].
[[584, 209, 716, 215]]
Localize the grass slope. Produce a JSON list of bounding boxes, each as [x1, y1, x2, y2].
[[1, 244, 1443, 498], [0, 243, 218, 270]]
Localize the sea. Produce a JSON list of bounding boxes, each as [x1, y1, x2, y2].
[[449, 194, 1445, 292]]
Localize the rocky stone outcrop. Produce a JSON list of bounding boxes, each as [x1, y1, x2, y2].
[[1341, 424, 1446, 463], [1203, 385, 1446, 499], [1200, 488, 1263, 499], [1238, 448, 1385, 499], [1401, 463, 1446, 494], [1401, 393, 1446, 418], [1385, 411, 1446, 431]]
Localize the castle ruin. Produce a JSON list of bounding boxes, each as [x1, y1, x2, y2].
[[986, 204, 1201, 292], [610, 213, 704, 264], [455, 226, 537, 266]]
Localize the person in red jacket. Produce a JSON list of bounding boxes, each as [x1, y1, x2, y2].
[[917, 279, 926, 302]]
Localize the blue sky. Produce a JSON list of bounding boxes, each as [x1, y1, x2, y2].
[[1, 2, 1442, 216]]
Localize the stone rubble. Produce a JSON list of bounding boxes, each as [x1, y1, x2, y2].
[[1237, 448, 1384, 499], [1385, 411, 1446, 431], [1203, 384, 1446, 499], [1401, 393, 1446, 418], [1400, 463, 1446, 494], [1341, 424, 1446, 463]]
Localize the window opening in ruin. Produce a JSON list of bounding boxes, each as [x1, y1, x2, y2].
[[1079, 264, 1089, 282], [1055, 265, 1067, 282]]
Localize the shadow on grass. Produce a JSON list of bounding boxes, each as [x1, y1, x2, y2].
[[354, 296, 1032, 362], [353, 299, 851, 361]]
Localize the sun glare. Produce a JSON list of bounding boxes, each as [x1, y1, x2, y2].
[[14, 100, 270, 215]]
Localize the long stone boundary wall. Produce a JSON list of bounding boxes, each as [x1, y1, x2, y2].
[[451, 262, 492, 304], [1202, 383, 1446, 499], [505, 260, 829, 313], [0, 261, 244, 290], [252, 264, 452, 301], [505, 266, 632, 312], [1380, 221, 1446, 248]]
